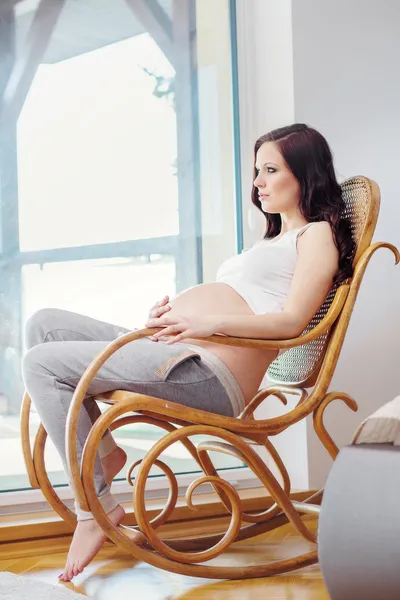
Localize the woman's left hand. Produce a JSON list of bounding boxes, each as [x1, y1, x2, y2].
[[145, 314, 220, 344]]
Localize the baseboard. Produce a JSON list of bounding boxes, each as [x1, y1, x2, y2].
[[0, 488, 315, 558]]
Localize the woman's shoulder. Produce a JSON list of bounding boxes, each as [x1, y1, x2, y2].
[[297, 221, 332, 238], [296, 221, 338, 256]]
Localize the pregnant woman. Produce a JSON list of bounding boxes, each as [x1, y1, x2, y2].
[[22, 123, 354, 580]]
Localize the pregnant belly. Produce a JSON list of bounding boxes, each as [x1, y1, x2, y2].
[[169, 282, 254, 318]]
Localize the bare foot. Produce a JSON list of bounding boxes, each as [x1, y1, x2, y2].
[[101, 446, 127, 486], [59, 504, 125, 582]]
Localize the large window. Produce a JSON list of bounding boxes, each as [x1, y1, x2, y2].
[[0, 0, 242, 498]]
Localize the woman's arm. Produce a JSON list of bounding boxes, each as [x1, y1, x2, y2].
[[147, 222, 339, 343]]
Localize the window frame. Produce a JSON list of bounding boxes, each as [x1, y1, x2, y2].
[[0, 0, 264, 513]]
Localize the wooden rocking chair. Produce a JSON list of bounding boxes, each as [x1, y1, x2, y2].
[[21, 176, 399, 579]]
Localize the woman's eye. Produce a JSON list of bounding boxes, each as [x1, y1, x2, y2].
[[267, 167, 276, 173]]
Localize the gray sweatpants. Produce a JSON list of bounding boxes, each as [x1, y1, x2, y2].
[[21, 308, 237, 520]]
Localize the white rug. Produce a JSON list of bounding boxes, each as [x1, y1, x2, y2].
[[0, 572, 84, 599]]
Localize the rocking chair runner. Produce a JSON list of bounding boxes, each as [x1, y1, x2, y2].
[[21, 176, 399, 579]]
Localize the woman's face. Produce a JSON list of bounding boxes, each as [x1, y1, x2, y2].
[[253, 141, 301, 215]]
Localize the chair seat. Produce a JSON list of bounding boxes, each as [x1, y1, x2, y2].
[[96, 390, 269, 444]]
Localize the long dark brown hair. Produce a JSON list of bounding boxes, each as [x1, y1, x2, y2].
[[251, 123, 355, 284]]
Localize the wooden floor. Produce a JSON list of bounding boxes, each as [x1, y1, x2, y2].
[[0, 517, 330, 599]]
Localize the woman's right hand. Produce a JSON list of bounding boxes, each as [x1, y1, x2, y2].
[[148, 295, 171, 322], [147, 296, 171, 341]]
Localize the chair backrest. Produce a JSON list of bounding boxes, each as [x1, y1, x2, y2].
[[266, 176, 380, 387]]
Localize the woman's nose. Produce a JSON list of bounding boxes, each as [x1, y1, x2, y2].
[[254, 175, 264, 188]]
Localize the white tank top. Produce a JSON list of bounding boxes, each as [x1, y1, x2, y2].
[[216, 223, 317, 314]]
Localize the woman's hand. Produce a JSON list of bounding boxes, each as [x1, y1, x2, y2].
[[145, 314, 220, 344], [147, 295, 171, 321], [146, 296, 172, 342]]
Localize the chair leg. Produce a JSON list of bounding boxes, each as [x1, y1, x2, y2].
[[78, 401, 318, 579], [110, 414, 202, 530], [20, 392, 39, 489], [33, 424, 76, 526], [21, 391, 75, 524], [197, 437, 291, 524], [136, 425, 316, 554]]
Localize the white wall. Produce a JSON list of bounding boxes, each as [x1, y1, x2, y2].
[[236, 0, 400, 488], [292, 0, 400, 488]]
